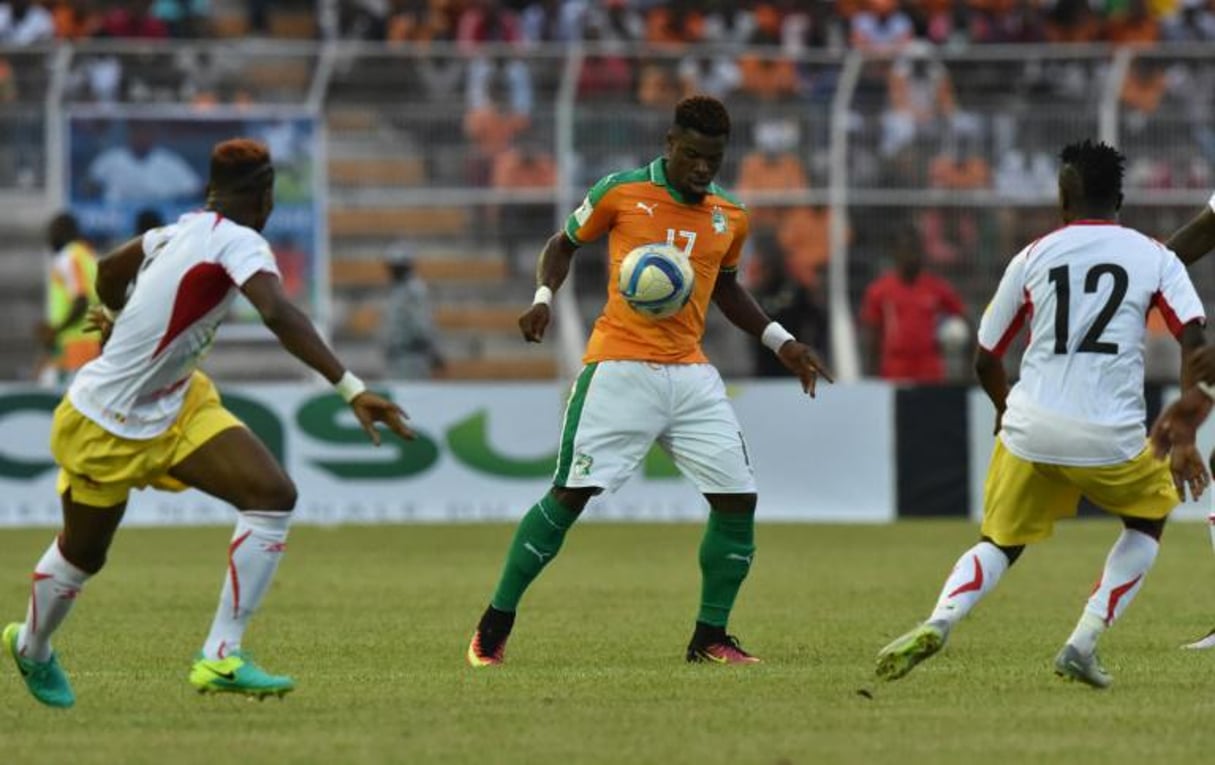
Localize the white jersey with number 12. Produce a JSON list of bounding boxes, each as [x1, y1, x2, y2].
[[977, 221, 1205, 466]]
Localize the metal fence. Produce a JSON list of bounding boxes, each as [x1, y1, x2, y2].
[[8, 40, 1215, 381]]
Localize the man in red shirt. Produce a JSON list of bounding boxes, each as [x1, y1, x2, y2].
[[859, 227, 967, 382]]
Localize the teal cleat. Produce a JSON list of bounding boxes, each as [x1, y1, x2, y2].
[[3, 622, 75, 708], [875, 621, 948, 681], [1053, 644, 1112, 689], [189, 650, 295, 700]]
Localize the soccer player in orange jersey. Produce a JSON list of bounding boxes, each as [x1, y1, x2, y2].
[[466, 96, 831, 667]]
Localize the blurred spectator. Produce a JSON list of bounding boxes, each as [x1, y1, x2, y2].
[[994, 147, 1056, 197], [582, 0, 643, 43], [339, 0, 388, 39], [490, 142, 557, 274], [464, 81, 529, 177], [85, 123, 202, 202], [385, 0, 428, 43], [1162, 0, 1215, 41], [577, 37, 633, 99], [36, 212, 100, 386], [460, 1, 533, 117], [65, 54, 123, 102], [102, 0, 170, 38], [637, 61, 679, 107], [738, 9, 798, 101], [970, 0, 1047, 43], [152, 0, 210, 37], [881, 46, 972, 159], [703, 0, 758, 44], [50, 0, 104, 39], [777, 205, 834, 287], [782, 1, 844, 51], [1120, 58, 1168, 137], [645, 0, 705, 47], [519, 0, 584, 44], [851, 0, 915, 52], [859, 225, 966, 382], [177, 45, 243, 106], [928, 138, 991, 190], [381, 244, 443, 380], [736, 119, 809, 226], [905, 0, 967, 45], [1046, 0, 1100, 42], [0, 56, 15, 102], [677, 53, 742, 101], [0, 0, 54, 43], [1106, 0, 1160, 44], [748, 241, 829, 378]]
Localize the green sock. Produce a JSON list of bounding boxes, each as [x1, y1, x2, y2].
[[697, 510, 756, 628], [490, 493, 580, 612]]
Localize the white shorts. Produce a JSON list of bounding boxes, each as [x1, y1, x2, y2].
[[553, 361, 756, 494]]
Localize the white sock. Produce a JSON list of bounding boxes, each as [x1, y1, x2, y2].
[[202, 512, 290, 660], [1067, 528, 1158, 655], [928, 541, 1011, 627], [18, 538, 90, 662]]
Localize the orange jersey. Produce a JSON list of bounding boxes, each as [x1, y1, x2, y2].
[[565, 158, 749, 364]]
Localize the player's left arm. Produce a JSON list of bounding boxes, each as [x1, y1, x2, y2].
[[242, 272, 413, 445], [712, 269, 833, 397], [1165, 195, 1215, 266]]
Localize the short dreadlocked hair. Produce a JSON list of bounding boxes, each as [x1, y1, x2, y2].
[[209, 138, 273, 195], [1059, 139, 1125, 209], [674, 95, 731, 138]]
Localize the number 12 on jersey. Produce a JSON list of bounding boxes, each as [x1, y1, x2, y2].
[[1047, 263, 1128, 355]]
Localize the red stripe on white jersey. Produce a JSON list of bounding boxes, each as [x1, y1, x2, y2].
[[151, 262, 233, 359]]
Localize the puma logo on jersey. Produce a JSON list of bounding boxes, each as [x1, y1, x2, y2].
[[636, 201, 657, 217]]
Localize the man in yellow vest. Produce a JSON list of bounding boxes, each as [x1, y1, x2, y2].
[[36, 213, 100, 384]]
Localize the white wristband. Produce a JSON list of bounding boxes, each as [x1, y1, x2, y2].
[[761, 321, 795, 354], [1208, 190, 1215, 215], [533, 285, 553, 306], [1199, 381, 1215, 402], [335, 371, 367, 403]]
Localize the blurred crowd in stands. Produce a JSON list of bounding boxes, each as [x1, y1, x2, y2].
[[4, 0, 1214, 380], [336, 0, 1215, 49]]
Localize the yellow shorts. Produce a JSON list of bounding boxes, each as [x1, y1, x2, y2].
[[51, 372, 244, 507], [981, 439, 1179, 546]]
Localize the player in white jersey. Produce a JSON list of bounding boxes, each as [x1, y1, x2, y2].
[[1146, 190, 1215, 649], [874, 140, 1209, 689], [2, 138, 411, 708]]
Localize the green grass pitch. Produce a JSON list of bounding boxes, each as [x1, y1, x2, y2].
[[2, 520, 1215, 764]]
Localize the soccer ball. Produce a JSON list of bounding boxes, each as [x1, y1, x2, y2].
[[937, 315, 970, 350], [617, 242, 695, 319]]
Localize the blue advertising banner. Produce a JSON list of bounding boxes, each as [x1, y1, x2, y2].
[[64, 107, 326, 322]]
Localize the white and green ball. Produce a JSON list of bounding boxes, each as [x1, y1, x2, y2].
[[617, 243, 696, 319]]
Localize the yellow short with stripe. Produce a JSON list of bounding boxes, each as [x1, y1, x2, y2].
[[981, 439, 1179, 546], [51, 372, 244, 507]]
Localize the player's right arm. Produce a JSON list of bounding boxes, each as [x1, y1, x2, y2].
[[518, 175, 621, 343], [974, 250, 1030, 434], [94, 237, 146, 311], [518, 232, 579, 343], [1165, 194, 1215, 266], [241, 273, 414, 445]]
